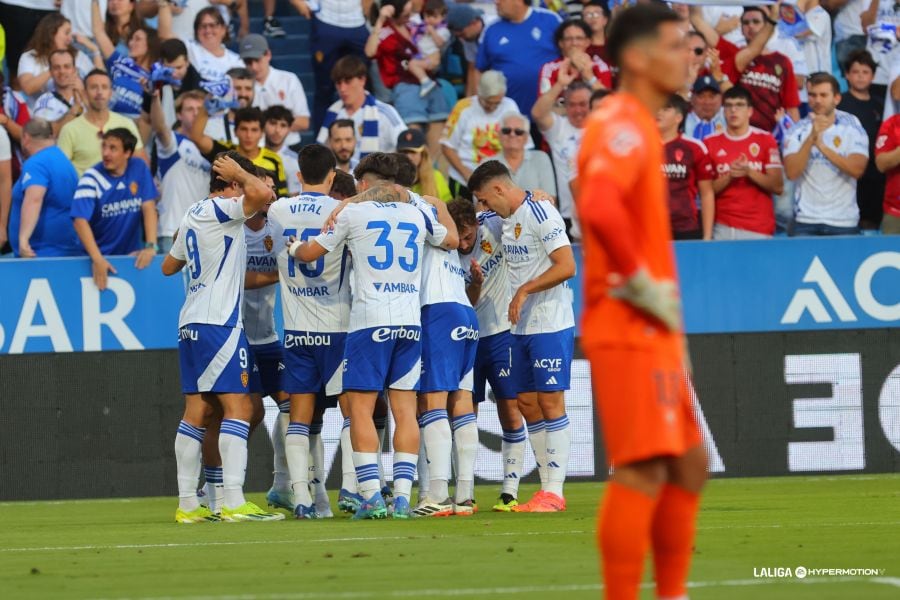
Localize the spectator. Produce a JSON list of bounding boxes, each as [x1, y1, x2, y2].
[[441, 70, 518, 196], [582, 1, 609, 63], [532, 70, 589, 236], [204, 66, 256, 144], [700, 2, 744, 46], [138, 38, 205, 131], [315, 55, 407, 162], [840, 49, 886, 230], [70, 127, 158, 290], [263, 105, 301, 195], [102, 0, 146, 55], [495, 111, 556, 200], [92, 0, 159, 120], [784, 73, 869, 236], [833, 0, 869, 69], [185, 6, 243, 83], [0, 0, 57, 79], [405, 0, 451, 98], [32, 49, 86, 135], [874, 110, 900, 233], [0, 109, 10, 253], [863, 0, 900, 100], [0, 71, 30, 146], [329, 168, 357, 199], [58, 69, 146, 175], [191, 105, 289, 197], [61, 0, 103, 37], [589, 87, 608, 110], [17, 13, 101, 106], [10, 118, 80, 257], [261, 0, 286, 37], [446, 3, 497, 97], [691, 5, 799, 132], [327, 118, 358, 173], [396, 128, 452, 201], [240, 34, 311, 147], [705, 86, 784, 239], [685, 75, 726, 141], [366, 0, 449, 160], [539, 18, 611, 97], [658, 93, 715, 240], [150, 89, 209, 253], [476, 0, 561, 121], [783, 0, 832, 76], [293, 0, 369, 131]]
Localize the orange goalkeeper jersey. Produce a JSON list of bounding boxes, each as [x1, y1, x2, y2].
[[576, 92, 684, 353]]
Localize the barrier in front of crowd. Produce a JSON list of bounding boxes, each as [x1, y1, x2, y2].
[[1, 237, 898, 500]]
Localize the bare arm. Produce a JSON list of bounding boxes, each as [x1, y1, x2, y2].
[[92, 0, 116, 60], [366, 9, 392, 58], [162, 254, 186, 275], [689, 6, 720, 48], [294, 238, 329, 263], [862, 0, 880, 30], [73, 217, 118, 290], [508, 245, 576, 325], [16, 184, 45, 256], [212, 154, 275, 216], [189, 105, 215, 155], [442, 145, 471, 182], [156, 0, 174, 40], [532, 68, 570, 132], [150, 91, 173, 148], [817, 147, 868, 179], [746, 166, 784, 195], [245, 270, 279, 288], [698, 179, 715, 240], [466, 65, 480, 98], [733, 5, 777, 74], [422, 193, 459, 250], [133, 200, 159, 269], [465, 259, 484, 306], [18, 68, 52, 97], [784, 133, 816, 180], [291, 115, 310, 133], [876, 145, 900, 172], [711, 174, 733, 195]]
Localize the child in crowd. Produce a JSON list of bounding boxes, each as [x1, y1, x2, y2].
[[407, 0, 450, 97]]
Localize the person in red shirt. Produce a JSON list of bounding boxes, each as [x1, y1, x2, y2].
[[576, 5, 706, 599], [705, 86, 784, 239], [690, 5, 799, 132], [658, 93, 715, 240], [874, 114, 900, 234], [365, 0, 449, 158], [538, 18, 612, 97]]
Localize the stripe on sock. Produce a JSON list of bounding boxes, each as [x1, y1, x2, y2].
[[342, 417, 351, 429], [450, 413, 477, 431], [355, 464, 380, 483], [220, 419, 250, 440], [177, 421, 205, 443], [546, 414, 570, 432], [373, 416, 387, 429], [310, 421, 323, 436], [286, 422, 310, 437], [502, 425, 527, 443], [203, 466, 223, 484], [418, 409, 449, 428], [527, 420, 546, 434], [393, 461, 416, 481], [276, 400, 291, 414]]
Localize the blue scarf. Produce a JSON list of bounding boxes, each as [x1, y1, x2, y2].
[[322, 93, 381, 158]]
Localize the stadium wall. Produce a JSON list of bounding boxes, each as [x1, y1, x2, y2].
[[1, 239, 898, 500]]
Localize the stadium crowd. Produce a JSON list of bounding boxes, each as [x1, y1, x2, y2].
[[0, 0, 899, 263]]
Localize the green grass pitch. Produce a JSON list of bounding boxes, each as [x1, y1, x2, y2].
[[2, 475, 898, 599]]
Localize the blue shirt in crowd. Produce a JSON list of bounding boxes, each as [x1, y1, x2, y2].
[[476, 8, 561, 116], [70, 157, 158, 255], [107, 51, 149, 119], [9, 145, 80, 257]]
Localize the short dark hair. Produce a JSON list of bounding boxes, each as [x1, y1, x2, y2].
[[329, 118, 356, 138], [423, 0, 447, 16], [606, 4, 682, 69], [48, 48, 76, 65], [330, 170, 357, 199], [210, 150, 260, 193], [688, 30, 707, 45], [354, 152, 398, 183], [844, 49, 877, 74], [298, 144, 337, 185], [102, 127, 137, 154], [590, 88, 611, 106], [554, 19, 592, 49], [742, 6, 766, 19], [227, 67, 254, 82], [467, 160, 512, 193], [263, 105, 294, 125], [331, 55, 368, 82], [722, 85, 753, 106], [565, 80, 592, 98], [392, 152, 417, 187], [234, 107, 264, 129], [665, 94, 689, 132], [807, 72, 841, 95], [160, 38, 188, 62], [447, 197, 477, 232], [84, 68, 111, 86]]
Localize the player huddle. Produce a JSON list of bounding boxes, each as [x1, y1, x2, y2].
[[164, 145, 576, 522]]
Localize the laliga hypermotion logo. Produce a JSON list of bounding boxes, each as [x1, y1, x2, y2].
[[781, 253, 900, 324]]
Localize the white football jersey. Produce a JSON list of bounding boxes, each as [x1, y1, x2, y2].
[[267, 192, 351, 333], [502, 194, 575, 335], [407, 193, 468, 307], [460, 210, 511, 338], [170, 195, 251, 329], [316, 201, 433, 331], [242, 220, 279, 345]]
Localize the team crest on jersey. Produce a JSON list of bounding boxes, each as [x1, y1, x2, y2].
[[775, 64, 783, 76], [241, 371, 249, 387], [833, 136, 842, 148], [130, 181, 138, 195], [674, 149, 684, 162], [481, 240, 493, 254], [531, 27, 541, 41], [315, 51, 324, 64], [749, 143, 760, 157], [877, 134, 888, 149], [278, 90, 285, 101], [514, 223, 522, 239], [264, 235, 273, 252]]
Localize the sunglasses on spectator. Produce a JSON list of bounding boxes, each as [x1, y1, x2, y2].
[[501, 127, 527, 136], [691, 47, 705, 56]]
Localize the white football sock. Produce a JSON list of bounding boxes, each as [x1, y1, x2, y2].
[[270, 403, 290, 492], [527, 420, 548, 488], [174, 421, 204, 511], [285, 422, 312, 507], [309, 420, 328, 504], [544, 415, 571, 497], [219, 419, 250, 509], [501, 425, 526, 497], [421, 409, 451, 501], [374, 415, 387, 491], [203, 466, 223, 514], [392, 452, 417, 501], [340, 417, 358, 494], [417, 426, 429, 499], [353, 451, 381, 499], [451, 413, 478, 502]]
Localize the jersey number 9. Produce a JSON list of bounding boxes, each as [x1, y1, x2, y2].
[[185, 229, 201, 279]]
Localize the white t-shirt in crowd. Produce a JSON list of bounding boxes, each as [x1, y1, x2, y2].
[[866, 0, 900, 85], [702, 5, 745, 46], [440, 95, 521, 183], [798, 6, 833, 75], [540, 112, 582, 221], [252, 67, 311, 147], [61, 0, 107, 37], [834, 0, 867, 41], [316, 0, 366, 28], [17, 49, 95, 107], [0, 127, 11, 162], [170, 0, 214, 41], [186, 39, 244, 83]]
